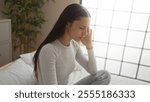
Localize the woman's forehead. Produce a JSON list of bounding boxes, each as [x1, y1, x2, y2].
[[73, 17, 90, 26]]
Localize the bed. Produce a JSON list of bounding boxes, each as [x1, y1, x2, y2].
[[0, 52, 150, 85], [0, 52, 36, 85]]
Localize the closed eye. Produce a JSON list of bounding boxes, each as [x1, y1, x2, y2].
[[79, 27, 85, 30]]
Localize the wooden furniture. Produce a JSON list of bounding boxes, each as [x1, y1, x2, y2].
[[0, 19, 12, 66]]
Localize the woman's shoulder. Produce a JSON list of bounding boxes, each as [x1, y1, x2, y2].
[[42, 43, 55, 49], [38, 43, 59, 61], [41, 42, 59, 54]]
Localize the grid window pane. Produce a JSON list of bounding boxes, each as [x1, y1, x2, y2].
[[148, 22, 150, 32], [114, 0, 133, 11], [87, 8, 97, 25], [96, 58, 105, 70], [98, 0, 115, 10], [140, 50, 150, 66], [82, 0, 98, 8], [96, 10, 113, 26], [107, 45, 124, 60], [82, 0, 150, 83], [93, 42, 108, 58], [109, 28, 127, 45], [129, 13, 149, 31], [105, 60, 121, 74], [121, 62, 138, 78], [112, 11, 130, 29], [94, 27, 110, 42], [144, 33, 150, 49], [132, 0, 150, 13], [126, 31, 145, 48], [137, 65, 150, 82], [123, 47, 141, 64]]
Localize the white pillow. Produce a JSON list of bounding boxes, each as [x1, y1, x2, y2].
[[20, 51, 36, 68], [0, 59, 37, 85]]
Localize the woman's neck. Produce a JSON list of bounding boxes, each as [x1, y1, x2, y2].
[[58, 33, 71, 46]]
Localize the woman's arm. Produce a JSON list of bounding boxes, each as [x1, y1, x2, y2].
[[76, 46, 97, 75], [38, 44, 58, 85], [76, 28, 97, 75]]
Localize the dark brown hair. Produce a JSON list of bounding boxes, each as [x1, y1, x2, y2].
[[33, 3, 91, 79]]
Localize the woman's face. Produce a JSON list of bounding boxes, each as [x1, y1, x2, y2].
[[67, 17, 90, 42]]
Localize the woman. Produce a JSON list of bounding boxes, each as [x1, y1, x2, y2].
[[34, 3, 111, 85]]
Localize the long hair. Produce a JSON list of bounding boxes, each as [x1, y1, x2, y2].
[[33, 3, 91, 79]]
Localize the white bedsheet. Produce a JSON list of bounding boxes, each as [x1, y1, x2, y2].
[[0, 58, 37, 85]]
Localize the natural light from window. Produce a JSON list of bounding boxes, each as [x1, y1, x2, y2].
[[81, 0, 150, 82]]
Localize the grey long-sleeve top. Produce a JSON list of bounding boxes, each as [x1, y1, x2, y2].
[[37, 40, 97, 85]]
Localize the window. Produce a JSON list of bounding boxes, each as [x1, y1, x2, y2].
[[81, 0, 150, 82]]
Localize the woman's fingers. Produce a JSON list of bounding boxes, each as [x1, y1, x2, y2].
[[89, 28, 92, 37], [84, 28, 92, 38]]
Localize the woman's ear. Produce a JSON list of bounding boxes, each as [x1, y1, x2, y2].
[[66, 22, 71, 29]]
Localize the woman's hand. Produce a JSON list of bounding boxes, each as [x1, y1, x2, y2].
[[81, 28, 93, 49]]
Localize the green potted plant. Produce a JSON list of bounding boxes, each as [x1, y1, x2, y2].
[[3, 0, 54, 59]]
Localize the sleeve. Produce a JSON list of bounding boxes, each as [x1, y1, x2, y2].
[[38, 44, 58, 85], [76, 46, 97, 75]]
